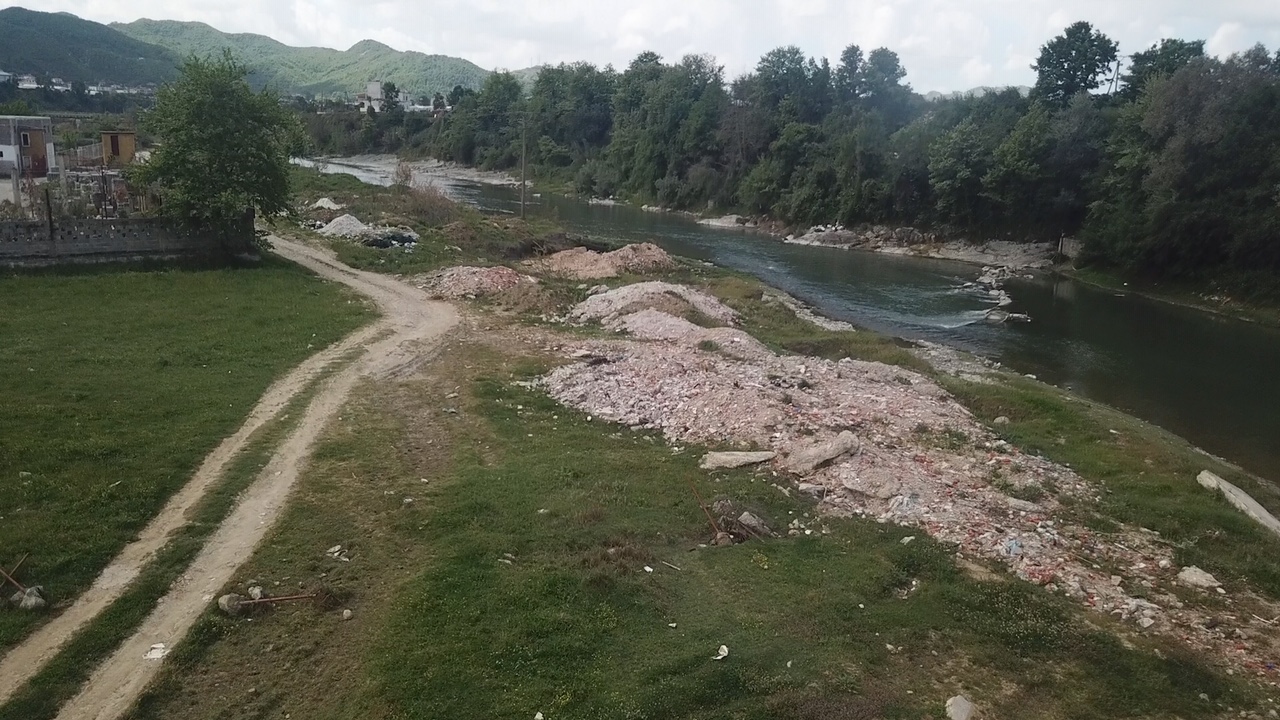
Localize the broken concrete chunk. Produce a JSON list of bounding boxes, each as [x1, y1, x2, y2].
[[9, 586, 46, 611], [946, 695, 976, 720], [737, 511, 776, 538], [782, 431, 859, 475], [700, 451, 777, 470], [1006, 497, 1041, 513], [1177, 566, 1222, 589], [1197, 470, 1280, 538]]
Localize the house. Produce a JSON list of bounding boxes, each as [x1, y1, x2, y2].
[[0, 115, 57, 178], [16, 74, 37, 90], [356, 81, 385, 113], [102, 130, 137, 166], [0, 70, 12, 84]]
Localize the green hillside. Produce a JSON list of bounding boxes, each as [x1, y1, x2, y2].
[[114, 19, 492, 99], [0, 7, 179, 85]]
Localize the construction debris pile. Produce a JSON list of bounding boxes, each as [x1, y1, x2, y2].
[[541, 281, 1280, 677], [525, 242, 676, 279], [415, 266, 538, 299], [315, 214, 420, 248]]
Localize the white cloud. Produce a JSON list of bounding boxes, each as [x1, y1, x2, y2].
[[21, 0, 1280, 92]]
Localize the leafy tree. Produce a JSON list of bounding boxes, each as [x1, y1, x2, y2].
[[1032, 22, 1119, 106], [982, 103, 1051, 223], [381, 81, 401, 112], [432, 92, 446, 110], [1121, 39, 1205, 100], [928, 119, 991, 225], [132, 52, 301, 237]]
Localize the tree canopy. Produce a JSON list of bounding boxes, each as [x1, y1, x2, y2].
[[1031, 22, 1119, 106], [134, 52, 302, 232]]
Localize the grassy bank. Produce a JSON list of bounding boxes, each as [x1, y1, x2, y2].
[[128, 336, 1255, 719], [0, 259, 373, 649], [1064, 266, 1280, 328]]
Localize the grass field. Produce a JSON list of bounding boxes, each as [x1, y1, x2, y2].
[[128, 335, 1256, 720], [0, 259, 373, 649]]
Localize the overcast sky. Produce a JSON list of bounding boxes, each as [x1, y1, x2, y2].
[[29, 0, 1280, 92]]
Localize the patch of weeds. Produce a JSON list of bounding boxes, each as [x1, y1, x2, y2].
[[698, 339, 721, 352]]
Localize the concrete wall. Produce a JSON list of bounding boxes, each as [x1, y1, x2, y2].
[[0, 216, 254, 267]]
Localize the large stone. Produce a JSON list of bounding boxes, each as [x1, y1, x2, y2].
[[10, 586, 46, 611], [700, 451, 777, 471], [1197, 470, 1280, 538], [737, 511, 776, 538], [782, 431, 860, 475], [946, 695, 976, 720], [1177, 566, 1222, 589]]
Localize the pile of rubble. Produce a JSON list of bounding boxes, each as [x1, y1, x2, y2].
[[541, 281, 1280, 677], [316, 214, 420, 248], [526, 243, 676, 279], [570, 282, 739, 327], [415, 266, 537, 299]]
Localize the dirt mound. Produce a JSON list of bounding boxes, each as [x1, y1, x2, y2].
[[570, 282, 738, 327], [526, 243, 676, 279], [415, 266, 537, 299], [610, 309, 771, 361]]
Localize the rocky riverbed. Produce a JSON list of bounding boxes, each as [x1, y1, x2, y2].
[[787, 225, 1057, 269]]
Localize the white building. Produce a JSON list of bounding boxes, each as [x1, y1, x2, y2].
[[0, 70, 12, 84], [356, 81, 385, 113]]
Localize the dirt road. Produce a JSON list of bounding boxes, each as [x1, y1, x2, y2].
[[0, 236, 457, 720]]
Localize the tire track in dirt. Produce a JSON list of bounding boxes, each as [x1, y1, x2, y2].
[[0, 268, 384, 707], [0, 236, 457, 720]]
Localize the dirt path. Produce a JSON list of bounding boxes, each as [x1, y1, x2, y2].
[[0, 236, 456, 720]]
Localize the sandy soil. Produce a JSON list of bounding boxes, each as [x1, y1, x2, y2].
[[8, 237, 458, 720]]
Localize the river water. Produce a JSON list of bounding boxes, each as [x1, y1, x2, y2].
[[308, 159, 1280, 484]]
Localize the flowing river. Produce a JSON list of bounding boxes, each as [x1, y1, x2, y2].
[[307, 158, 1280, 484]]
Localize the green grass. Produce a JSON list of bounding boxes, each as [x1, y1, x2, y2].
[[0, 258, 373, 649], [0, 358, 352, 720], [367, 358, 1247, 719]]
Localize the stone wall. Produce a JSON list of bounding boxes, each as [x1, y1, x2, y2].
[[0, 215, 253, 267]]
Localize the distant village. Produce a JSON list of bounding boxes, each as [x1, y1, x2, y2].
[[0, 69, 158, 97]]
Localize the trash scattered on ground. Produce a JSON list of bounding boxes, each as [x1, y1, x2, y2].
[[525, 243, 676, 279], [415, 266, 538, 299], [540, 281, 1280, 676], [310, 197, 345, 211], [700, 451, 777, 470], [946, 694, 976, 720], [569, 282, 739, 327], [712, 645, 730, 661], [326, 544, 351, 562]]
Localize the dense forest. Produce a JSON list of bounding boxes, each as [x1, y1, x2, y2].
[[303, 22, 1280, 283], [0, 7, 178, 86]]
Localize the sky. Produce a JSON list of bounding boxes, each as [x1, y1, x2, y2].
[[28, 0, 1280, 92]]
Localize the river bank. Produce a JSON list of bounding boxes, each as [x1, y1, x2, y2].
[[281, 172, 1280, 706]]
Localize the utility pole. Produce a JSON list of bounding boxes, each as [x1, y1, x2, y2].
[[520, 117, 528, 220]]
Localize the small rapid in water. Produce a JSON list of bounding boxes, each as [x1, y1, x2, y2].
[[306, 159, 1280, 484]]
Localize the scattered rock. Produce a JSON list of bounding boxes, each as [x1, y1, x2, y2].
[[700, 451, 777, 470], [946, 694, 976, 720], [217, 593, 245, 616], [737, 511, 776, 538], [1178, 566, 1222, 589], [9, 586, 46, 611], [143, 643, 168, 660], [343, 609, 354, 621], [993, 416, 1010, 426], [781, 431, 860, 475], [1139, 617, 1156, 629], [248, 585, 265, 601]]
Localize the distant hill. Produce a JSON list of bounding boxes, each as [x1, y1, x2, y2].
[[114, 19, 494, 99], [924, 86, 1032, 102], [0, 7, 179, 85]]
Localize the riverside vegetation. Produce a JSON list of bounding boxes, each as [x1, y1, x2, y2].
[[304, 22, 1280, 302], [97, 170, 1280, 719]]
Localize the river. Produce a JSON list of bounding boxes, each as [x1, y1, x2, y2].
[[306, 158, 1280, 485]]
